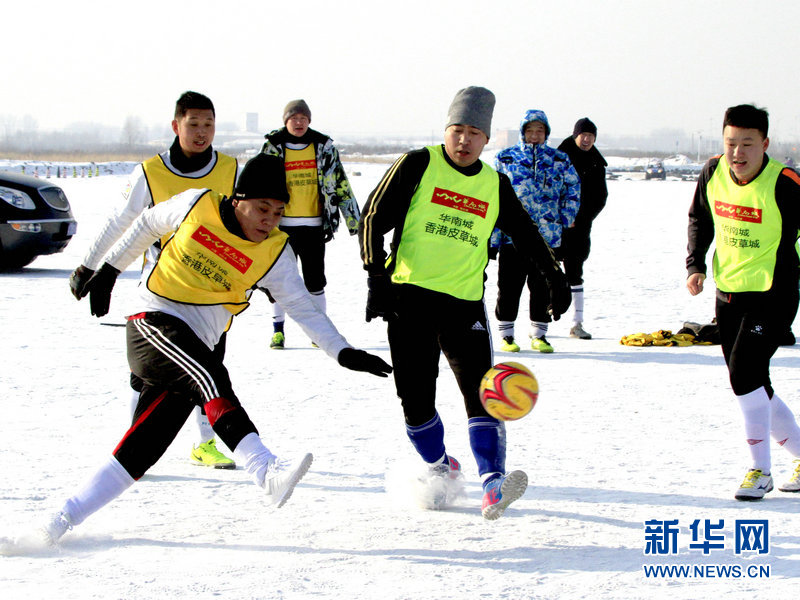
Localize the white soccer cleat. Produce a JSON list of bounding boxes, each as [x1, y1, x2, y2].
[[779, 459, 800, 493], [569, 322, 592, 339], [734, 468, 773, 501], [429, 455, 462, 480], [419, 455, 465, 510], [41, 511, 72, 546], [262, 453, 313, 508]]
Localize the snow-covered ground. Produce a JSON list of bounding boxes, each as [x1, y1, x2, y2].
[[1, 161, 799, 599]]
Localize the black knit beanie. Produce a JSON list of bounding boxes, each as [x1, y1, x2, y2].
[[233, 154, 289, 203], [573, 117, 597, 137]]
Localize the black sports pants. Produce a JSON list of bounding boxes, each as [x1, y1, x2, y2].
[[282, 225, 327, 293], [388, 285, 494, 426], [495, 243, 551, 324], [716, 285, 799, 396], [116, 312, 256, 479]]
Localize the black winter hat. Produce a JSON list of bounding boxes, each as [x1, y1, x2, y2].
[[233, 154, 289, 203], [573, 117, 598, 138]]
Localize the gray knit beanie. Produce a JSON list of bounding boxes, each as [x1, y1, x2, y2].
[[445, 86, 495, 139], [283, 99, 312, 124]]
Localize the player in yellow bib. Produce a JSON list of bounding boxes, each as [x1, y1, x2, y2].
[[42, 154, 391, 544], [69, 91, 239, 469], [260, 99, 360, 349], [687, 104, 800, 500]]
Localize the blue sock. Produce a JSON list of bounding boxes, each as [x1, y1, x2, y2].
[[273, 320, 284, 334], [406, 413, 446, 464], [468, 416, 506, 484]]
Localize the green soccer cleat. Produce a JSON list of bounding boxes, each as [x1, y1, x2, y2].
[[191, 439, 236, 469], [500, 336, 520, 352], [531, 336, 554, 353], [270, 332, 285, 349]]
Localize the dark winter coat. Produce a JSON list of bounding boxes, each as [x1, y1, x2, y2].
[[557, 136, 608, 228]]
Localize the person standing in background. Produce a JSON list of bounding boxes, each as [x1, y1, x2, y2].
[[491, 110, 580, 353], [260, 100, 360, 349], [557, 117, 608, 340]]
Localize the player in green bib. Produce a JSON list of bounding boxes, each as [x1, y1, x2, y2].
[[687, 104, 800, 500], [360, 87, 570, 520]]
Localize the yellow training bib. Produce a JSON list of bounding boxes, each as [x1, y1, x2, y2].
[[147, 191, 288, 314]]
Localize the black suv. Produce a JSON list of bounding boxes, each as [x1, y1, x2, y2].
[[644, 160, 667, 180], [0, 171, 77, 270]]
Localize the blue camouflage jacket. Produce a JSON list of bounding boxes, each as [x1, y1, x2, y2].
[[491, 109, 580, 248]]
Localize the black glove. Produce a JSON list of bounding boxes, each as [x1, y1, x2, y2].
[[337, 348, 393, 378], [365, 274, 397, 322], [86, 263, 121, 317], [487, 246, 498, 261], [69, 265, 95, 300], [546, 268, 572, 321], [323, 228, 334, 243]]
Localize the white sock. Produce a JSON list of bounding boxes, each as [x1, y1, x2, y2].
[[273, 302, 286, 324], [497, 320, 515, 339], [310, 290, 327, 314], [737, 387, 772, 472], [128, 388, 140, 423], [194, 406, 214, 447], [571, 286, 584, 325], [62, 455, 135, 526], [770, 393, 800, 456], [530, 321, 548, 339], [233, 432, 277, 488]]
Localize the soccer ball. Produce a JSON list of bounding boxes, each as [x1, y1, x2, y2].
[[479, 362, 538, 421]]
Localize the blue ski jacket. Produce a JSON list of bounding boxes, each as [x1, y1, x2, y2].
[[491, 109, 580, 249]]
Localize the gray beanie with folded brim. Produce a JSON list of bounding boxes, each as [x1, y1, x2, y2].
[[445, 86, 495, 139]]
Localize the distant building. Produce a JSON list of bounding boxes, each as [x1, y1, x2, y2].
[[246, 113, 259, 133]]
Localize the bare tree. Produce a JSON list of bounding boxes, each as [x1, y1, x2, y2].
[[122, 115, 145, 148]]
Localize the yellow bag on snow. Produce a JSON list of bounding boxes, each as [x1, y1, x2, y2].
[[620, 330, 698, 347]]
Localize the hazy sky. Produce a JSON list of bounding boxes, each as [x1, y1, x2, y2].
[[6, 0, 800, 143]]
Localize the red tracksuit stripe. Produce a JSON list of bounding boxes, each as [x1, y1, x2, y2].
[[113, 390, 168, 456]]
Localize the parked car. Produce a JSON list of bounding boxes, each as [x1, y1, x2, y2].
[[644, 160, 666, 180], [0, 171, 77, 270]]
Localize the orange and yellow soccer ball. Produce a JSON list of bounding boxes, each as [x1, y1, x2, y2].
[[479, 362, 538, 421]]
